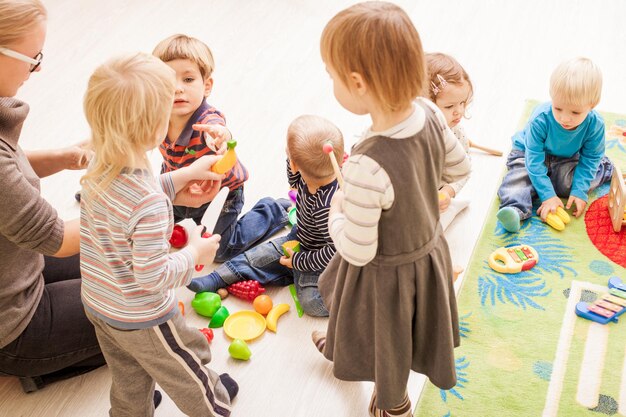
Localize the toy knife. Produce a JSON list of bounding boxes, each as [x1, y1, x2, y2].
[[195, 186, 230, 271]]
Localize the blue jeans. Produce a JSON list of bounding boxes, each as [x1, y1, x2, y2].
[[497, 149, 613, 220], [174, 187, 290, 262], [189, 227, 329, 317]]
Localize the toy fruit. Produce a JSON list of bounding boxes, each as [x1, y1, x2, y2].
[[253, 295, 273, 315], [209, 306, 230, 328], [169, 224, 188, 248], [545, 207, 570, 231], [228, 338, 251, 361], [227, 280, 266, 302], [191, 292, 221, 317], [281, 240, 300, 258], [199, 327, 214, 343], [217, 288, 229, 299], [211, 140, 238, 174], [265, 303, 290, 332]]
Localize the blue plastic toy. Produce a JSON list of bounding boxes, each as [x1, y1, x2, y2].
[[575, 277, 626, 324]]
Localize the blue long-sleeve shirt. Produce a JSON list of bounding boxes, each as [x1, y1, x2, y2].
[[511, 102, 605, 202]]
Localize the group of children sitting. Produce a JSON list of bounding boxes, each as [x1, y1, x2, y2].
[[77, 2, 613, 417]]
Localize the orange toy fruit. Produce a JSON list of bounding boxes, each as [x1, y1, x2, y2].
[[253, 294, 273, 315]]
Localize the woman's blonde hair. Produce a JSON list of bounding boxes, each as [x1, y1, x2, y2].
[[550, 57, 602, 108], [287, 115, 344, 181], [81, 53, 175, 194], [152, 34, 215, 79], [425, 52, 473, 104], [0, 0, 47, 46], [320, 1, 426, 112]]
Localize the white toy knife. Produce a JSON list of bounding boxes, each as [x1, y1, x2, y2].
[[195, 186, 230, 271]]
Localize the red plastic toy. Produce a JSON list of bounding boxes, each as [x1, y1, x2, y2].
[[169, 224, 188, 248], [199, 327, 214, 343], [227, 280, 266, 301]]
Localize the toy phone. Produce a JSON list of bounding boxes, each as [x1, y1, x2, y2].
[[488, 244, 538, 274]]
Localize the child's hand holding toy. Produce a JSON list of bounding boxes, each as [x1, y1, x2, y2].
[[193, 123, 232, 154], [537, 196, 564, 221], [438, 185, 454, 212], [187, 225, 221, 266]]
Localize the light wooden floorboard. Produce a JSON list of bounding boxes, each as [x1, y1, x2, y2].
[[1, 1, 624, 416]]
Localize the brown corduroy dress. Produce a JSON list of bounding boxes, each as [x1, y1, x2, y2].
[[318, 102, 460, 410]]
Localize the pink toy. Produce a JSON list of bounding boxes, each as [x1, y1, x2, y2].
[[323, 141, 344, 189]]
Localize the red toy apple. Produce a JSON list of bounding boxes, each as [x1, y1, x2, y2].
[[169, 224, 188, 248]]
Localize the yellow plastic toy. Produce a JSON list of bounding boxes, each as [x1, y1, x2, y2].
[[488, 244, 539, 274], [281, 240, 300, 258], [211, 140, 238, 174], [545, 207, 570, 231]]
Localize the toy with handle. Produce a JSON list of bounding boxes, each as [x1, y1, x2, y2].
[[488, 244, 538, 273], [469, 140, 503, 157], [575, 277, 626, 324], [322, 141, 344, 189], [195, 187, 230, 272]]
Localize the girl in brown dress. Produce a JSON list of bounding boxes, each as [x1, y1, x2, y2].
[[313, 2, 460, 416]]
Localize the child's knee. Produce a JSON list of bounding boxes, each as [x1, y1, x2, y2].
[[299, 289, 329, 317]]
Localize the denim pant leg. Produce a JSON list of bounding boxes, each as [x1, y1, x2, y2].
[[293, 269, 328, 317], [550, 155, 614, 197], [214, 192, 290, 262], [216, 232, 295, 287], [497, 150, 536, 220]]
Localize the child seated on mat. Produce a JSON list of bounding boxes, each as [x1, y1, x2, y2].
[[188, 115, 343, 317], [496, 57, 613, 233], [425, 52, 473, 215], [153, 34, 290, 262], [80, 53, 237, 417]]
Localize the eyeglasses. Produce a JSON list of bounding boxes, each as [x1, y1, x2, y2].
[[0, 47, 43, 72]]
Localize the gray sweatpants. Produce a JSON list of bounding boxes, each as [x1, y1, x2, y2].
[[86, 310, 232, 417]]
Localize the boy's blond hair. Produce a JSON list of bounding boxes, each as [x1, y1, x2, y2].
[[152, 34, 215, 79], [550, 57, 602, 108], [320, 1, 426, 112], [81, 53, 175, 194], [425, 52, 473, 104], [287, 115, 344, 181], [0, 0, 47, 46]]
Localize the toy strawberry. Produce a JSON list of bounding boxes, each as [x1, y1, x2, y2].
[[227, 280, 266, 301]]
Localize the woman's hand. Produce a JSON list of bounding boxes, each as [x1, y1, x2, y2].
[[172, 179, 222, 208]]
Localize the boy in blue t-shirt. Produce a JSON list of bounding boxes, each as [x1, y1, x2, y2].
[[497, 57, 613, 232]]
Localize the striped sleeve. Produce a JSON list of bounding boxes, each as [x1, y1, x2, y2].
[[286, 158, 300, 188], [157, 172, 176, 201], [329, 154, 394, 266], [130, 194, 194, 291]]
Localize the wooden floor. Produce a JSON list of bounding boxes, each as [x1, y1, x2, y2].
[[1, 1, 625, 416]]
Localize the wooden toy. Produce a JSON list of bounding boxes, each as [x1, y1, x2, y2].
[[607, 162, 626, 232], [575, 277, 626, 324], [322, 141, 344, 189], [468, 140, 503, 156], [488, 244, 538, 274]]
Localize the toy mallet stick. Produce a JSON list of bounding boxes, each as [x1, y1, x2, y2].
[[323, 141, 344, 189], [469, 140, 503, 157]]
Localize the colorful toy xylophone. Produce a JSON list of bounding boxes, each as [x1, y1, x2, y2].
[[488, 244, 538, 274], [575, 277, 626, 324]]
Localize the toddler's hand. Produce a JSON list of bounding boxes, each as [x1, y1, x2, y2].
[[537, 196, 563, 221], [438, 191, 451, 212], [187, 226, 221, 266], [566, 195, 587, 218], [193, 124, 231, 153], [279, 250, 294, 269]]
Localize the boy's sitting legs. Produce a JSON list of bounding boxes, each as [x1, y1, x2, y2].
[[293, 270, 328, 317], [188, 233, 294, 293]]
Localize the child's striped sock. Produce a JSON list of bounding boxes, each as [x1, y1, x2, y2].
[[311, 330, 326, 353]]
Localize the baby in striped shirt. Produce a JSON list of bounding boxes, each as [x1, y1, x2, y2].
[[188, 115, 343, 317]]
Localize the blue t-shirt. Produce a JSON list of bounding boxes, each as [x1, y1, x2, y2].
[[511, 101, 605, 202]]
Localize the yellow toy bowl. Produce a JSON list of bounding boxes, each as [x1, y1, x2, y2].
[[488, 244, 538, 274]]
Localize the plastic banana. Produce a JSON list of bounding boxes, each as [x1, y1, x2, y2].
[[265, 303, 290, 332], [545, 212, 565, 231], [556, 207, 570, 224]]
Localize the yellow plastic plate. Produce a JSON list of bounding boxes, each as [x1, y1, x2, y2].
[[223, 310, 266, 341]]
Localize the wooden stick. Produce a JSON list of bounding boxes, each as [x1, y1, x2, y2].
[[469, 140, 503, 157], [323, 142, 344, 189]]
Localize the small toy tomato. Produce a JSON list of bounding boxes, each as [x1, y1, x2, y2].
[[200, 327, 214, 343], [169, 224, 188, 248]]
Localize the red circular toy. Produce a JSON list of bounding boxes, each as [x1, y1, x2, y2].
[[199, 327, 214, 343], [169, 224, 188, 248]]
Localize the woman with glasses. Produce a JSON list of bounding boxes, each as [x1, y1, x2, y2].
[[0, 0, 106, 392]]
